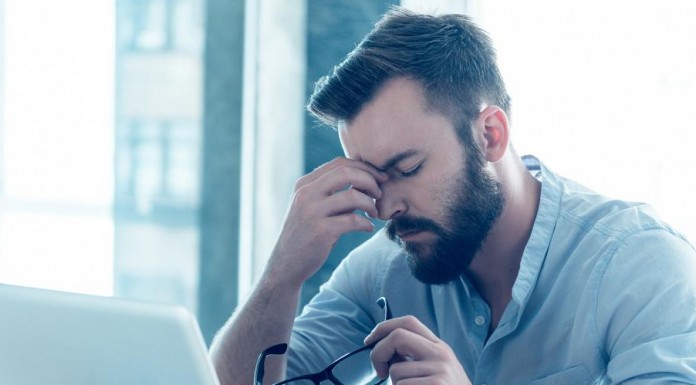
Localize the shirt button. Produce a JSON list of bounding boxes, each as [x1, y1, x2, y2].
[[474, 315, 486, 326]]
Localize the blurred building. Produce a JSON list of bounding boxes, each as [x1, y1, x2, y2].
[[114, 0, 204, 310]]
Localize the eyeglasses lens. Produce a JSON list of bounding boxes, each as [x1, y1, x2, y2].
[[334, 349, 379, 384]]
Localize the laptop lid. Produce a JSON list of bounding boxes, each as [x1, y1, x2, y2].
[[0, 283, 221, 385]]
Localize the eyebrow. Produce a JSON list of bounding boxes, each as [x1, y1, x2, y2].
[[366, 149, 419, 172]]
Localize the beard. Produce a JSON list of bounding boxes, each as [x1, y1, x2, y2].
[[386, 148, 505, 284]]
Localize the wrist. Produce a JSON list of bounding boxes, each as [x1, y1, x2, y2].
[[258, 260, 304, 295]]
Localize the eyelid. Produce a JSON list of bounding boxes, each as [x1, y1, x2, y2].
[[402, 163, 419, 172], [398, 162, 422, 177]]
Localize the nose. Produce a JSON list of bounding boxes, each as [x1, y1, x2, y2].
[[375, 182, 407, 221]]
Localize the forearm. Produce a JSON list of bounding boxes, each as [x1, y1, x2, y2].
[[209, 269, 301, 385], [209, 157, 385, 385]]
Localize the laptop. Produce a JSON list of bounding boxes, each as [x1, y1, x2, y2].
[[0, 283, 221, 385]]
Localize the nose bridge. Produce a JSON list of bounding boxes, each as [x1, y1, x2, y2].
[[376, 180, 406, 220]]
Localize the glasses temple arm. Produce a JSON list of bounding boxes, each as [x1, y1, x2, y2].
[[254, 343, 288, 385], [376, 297, 392, 321]]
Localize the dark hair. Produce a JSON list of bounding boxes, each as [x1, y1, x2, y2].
[[307, 7, 511, 145]]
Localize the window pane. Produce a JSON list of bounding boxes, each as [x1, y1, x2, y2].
[[114, 0, 204, 311], [0, 0, 114, 295], [0, 0, 205, 310]]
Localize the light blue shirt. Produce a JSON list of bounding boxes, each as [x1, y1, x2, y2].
[[287, 156, 696, 384]]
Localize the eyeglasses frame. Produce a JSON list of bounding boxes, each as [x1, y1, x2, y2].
[[254, 297, 392, 385]]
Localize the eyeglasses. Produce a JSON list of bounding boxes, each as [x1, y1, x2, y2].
[[254, 297, 392, 385]]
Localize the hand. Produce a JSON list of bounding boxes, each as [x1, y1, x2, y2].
[[364, 316, 472, 385], [266, 157, 387, 287]]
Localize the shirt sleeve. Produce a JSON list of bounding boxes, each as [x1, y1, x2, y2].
[[597, 228, 696, 383], [285, 230, 394, 378]]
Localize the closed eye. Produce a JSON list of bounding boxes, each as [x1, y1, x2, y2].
[[399, 163, 422, 178]]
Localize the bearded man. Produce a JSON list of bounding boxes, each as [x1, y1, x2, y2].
[[211, 8, 696, 385]]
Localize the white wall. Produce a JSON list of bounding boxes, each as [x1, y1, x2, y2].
[[470, 0, 696, 243]]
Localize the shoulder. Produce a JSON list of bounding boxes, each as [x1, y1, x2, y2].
[[552, 185, 696, 379], [553, 170, 689, 253], [594, 227, 696, 380], [598, 224, 696, 299], [556, 188, 696, 301]]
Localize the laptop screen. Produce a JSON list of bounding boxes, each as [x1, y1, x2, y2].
[[0, 283, 221, 385]]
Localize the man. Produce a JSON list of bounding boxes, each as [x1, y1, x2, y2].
[[211, 7, 696, 384]]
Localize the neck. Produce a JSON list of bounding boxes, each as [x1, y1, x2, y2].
[[466, 154, 541, 323]]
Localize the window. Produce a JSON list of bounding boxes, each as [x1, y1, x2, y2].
[[114, 0, 203, 311], [0, 0, 115, 295], [0, 0, 204, 313]]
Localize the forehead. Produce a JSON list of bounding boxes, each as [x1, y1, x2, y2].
[[339, 78, 457, 167]]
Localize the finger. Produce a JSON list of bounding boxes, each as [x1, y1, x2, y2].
[[364, 316, 440, 346], [370, 328, 440, 378], [322, 188, 379, 218], [334, 157, 389, 184], [296, 164, 383, 204], [326, 212, 375, 234], [289, 169, 380, 221], [387, 360, 438, 384], [387, 355, 473, 385], [296, 157, 388, 191], [390, 378, 431, 385], [313, 165, 384, 199]]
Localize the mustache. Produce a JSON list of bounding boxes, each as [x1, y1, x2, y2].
[[386, 216, 445, 241]]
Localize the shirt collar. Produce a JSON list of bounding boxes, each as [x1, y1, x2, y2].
[[511, 155, 562, 306]]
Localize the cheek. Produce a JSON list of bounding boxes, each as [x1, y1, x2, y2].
[[415, 170, 461, 222], [435, 175, 461, 218]]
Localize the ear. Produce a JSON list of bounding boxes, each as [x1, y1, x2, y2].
[[475, 106, 510, 163]]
